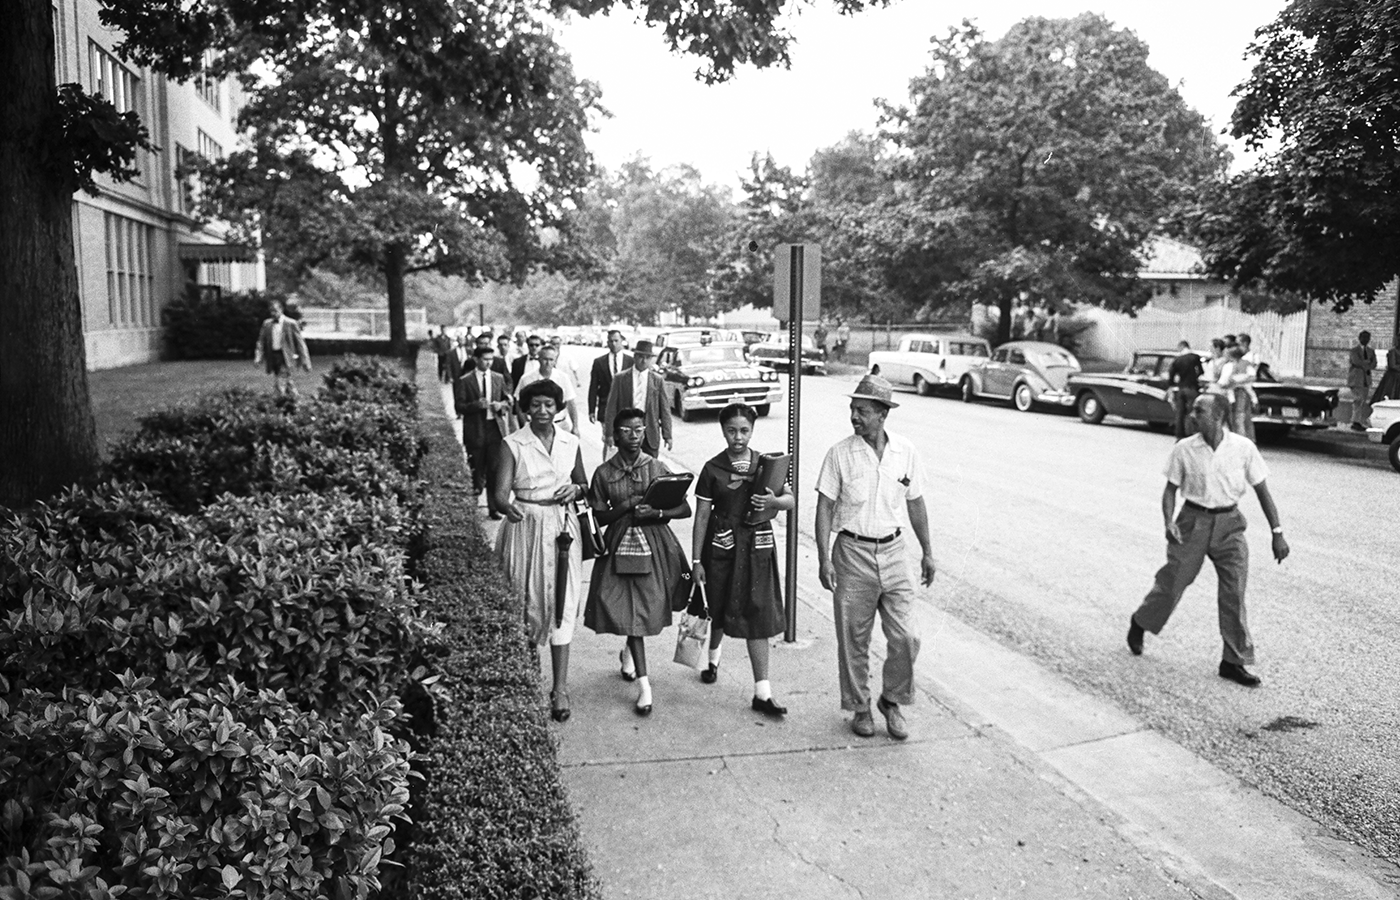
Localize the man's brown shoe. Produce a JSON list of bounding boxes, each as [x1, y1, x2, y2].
[[850, 710, 875, 738], [876, 696, 909, 740]]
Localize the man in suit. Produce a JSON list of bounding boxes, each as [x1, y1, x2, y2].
[[253, 299, 312, 396], [1348, 330, 1378, 431], [588, 330, 632, 437], [493, 333, 514, 380], [1166, 340, 1205, 439], [603, 339, 672, 457], [446, 334, 473, 386], [510, 333, 543, 386], [455, 346, 513, 518]]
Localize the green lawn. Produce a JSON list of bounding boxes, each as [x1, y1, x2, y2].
[[87, 357, 326, 456]]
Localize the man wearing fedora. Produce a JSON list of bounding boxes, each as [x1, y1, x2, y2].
[[603, 339, 672, 457], [815, 374, 937, 740]]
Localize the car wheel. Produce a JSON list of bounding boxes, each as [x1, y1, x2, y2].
[[914, 374, 933, 397], [1077, 392, 1106, 424], [1012, 383, 1034, 412], [755, 404, 771, 417], [676, 393, 694, 422], [1389, 436, 1400, 474], [960, 378, 975, 403]]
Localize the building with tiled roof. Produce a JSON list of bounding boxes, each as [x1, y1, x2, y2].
[[1138, 235, 1236, 312]]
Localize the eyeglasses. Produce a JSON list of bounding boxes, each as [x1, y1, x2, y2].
[[617, 426, 647, 435]]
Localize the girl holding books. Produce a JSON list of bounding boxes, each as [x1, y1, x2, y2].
[[584, 407, 691, 715], [690, 403, 795, 717]]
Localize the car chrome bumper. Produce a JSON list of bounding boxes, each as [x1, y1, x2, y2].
[[1367, 428, 1385, 444], [1041, 389, 1075, 406], [1254, 415, 1333, 429], [681, 386, 784, 410]]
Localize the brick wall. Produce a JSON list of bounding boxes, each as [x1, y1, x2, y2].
[[1304, 281, 1399, 381]]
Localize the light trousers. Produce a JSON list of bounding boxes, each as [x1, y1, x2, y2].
[[831, 533, 921, 710], [1133, 505, 1255, 666]]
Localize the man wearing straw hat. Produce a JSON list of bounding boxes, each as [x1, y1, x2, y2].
[[815, 374, 937, 740]]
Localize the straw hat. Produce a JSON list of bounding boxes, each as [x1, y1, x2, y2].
[[848, 373, 899, 408]]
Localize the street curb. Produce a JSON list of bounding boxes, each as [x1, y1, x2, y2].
[[1283, 432, 1390, 463]]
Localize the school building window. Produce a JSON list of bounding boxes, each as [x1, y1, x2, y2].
[[89, 42, 140, 115], [176, 144, 199, 215], [197, 129, 224, 161], [104, 213, 157, 328], [195, 50, 222, 113]]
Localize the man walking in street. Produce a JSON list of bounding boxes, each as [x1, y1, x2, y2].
[[588, 329, 631, 437], [1127, 393, 1289, 687], [1348, 330, 1378, 431], [1167, 340, 1204, 439], [515, 344, 580, 433], [603, 340, 671, 456], [431, 327, 454, 384], [455, 345, 513, 519], [510, 333, 543, 386], [814, 374, 938, 740], [253, 298, 312, 397]]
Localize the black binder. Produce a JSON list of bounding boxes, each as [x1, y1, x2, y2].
[[744, 452, 790, 525], [640, 472, 694, 509]]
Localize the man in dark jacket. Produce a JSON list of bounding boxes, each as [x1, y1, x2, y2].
[[510, 333, 543, 386], [454, 346, 513, 518], [1166, 340, 1205, 439], [588, 330, 632, 438], [253, 299, 312, 396]]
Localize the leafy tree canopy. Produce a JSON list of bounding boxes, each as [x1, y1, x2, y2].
[[1194, 0, 1400, 311], [880, 15, 1228, 342]]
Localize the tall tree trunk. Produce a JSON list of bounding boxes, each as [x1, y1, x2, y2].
[[385, 241, 407, 353], [0, 0, 99, 508], [995, 294, 1013, 346]]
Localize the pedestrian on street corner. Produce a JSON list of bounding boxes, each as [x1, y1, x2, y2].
[[602, 340, 672, 457], [1167, 340, 1204, 440], [252, 298, 311, 397], [1348, 330, 1378, 431], [834, 320, 851, 361], [689, 403, 795, 718], [814, 374, 937, 741], [1127, 393, 1289, 688]]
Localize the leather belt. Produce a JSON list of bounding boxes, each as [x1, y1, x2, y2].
[[1184, 500, 1237, 515], [839, 528, 901, 544]]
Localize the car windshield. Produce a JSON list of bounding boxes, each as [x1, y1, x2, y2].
[[1128, 356, 1166, 376], [681, 346, 746, 365], [1031, 348, 1079, 368]]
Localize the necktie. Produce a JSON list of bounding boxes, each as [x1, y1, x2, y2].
[[612, 354, 619, 376]]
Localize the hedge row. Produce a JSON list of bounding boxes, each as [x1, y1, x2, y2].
[[399, 354, 599, 900], [0, 357, 430, 900]]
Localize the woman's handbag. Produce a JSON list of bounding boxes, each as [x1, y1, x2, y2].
[[613, 524, 653, 575], [576, 504, 605, 561], [673, 581, 710, 670]]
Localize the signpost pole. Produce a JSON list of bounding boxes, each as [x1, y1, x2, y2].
[[784, 245, 803, 643]]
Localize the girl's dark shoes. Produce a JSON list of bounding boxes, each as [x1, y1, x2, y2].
[[550, 690, 571, 723], [751, 696, 787, 718], [700, 663, 719, 684], [619, 648, 637, 681]]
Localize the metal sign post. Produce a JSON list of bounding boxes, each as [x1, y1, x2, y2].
[[773, 244, 820, 643]]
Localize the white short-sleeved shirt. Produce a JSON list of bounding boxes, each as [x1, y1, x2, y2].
[[816, 431, 925, 538], [516, 370, 577, 432], [504, 426, 579, 503], [1165, 432, 1268, 508]]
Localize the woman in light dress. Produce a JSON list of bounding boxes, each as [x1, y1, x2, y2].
[[1214, 345, 1257, 441], [495, 379, 588, 722]]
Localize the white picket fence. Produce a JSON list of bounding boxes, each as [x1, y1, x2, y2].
[[1080, 306, 1309, 377], [298, 307, 429, 339]]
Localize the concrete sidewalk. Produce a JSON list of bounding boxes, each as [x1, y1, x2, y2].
[[444, 381, 1398, 899]]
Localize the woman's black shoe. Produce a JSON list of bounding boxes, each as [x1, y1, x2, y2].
[[751, 696, 787, 717], [619, 648, 637, 681], [550, 690, 571, 722], [700, 663, 718, 684]]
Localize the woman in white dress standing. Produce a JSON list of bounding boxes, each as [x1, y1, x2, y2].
[[495, 379, 588, 722]]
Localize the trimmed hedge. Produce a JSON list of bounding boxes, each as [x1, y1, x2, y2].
[[162, 289, 284, 360], [401, 355, 599, 899]]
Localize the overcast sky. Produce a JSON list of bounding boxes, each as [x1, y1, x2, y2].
[[552, 0, 1287, 193]]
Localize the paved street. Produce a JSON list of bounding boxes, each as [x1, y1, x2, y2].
[[555, 347, 1400, 867]]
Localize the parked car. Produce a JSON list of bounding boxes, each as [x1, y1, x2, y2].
[[960, 341, 1080, 411], [656, 341, 784, 421], [1066, 351, 1339, 435], [652, 327, 741, 351], [868, 333, 990, 396], [748, 333, 827, 375], [1365, 399, 1400, 473]]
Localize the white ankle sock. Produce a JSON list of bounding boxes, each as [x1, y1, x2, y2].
[[708, 645, 723, 666], [754, 679, 772, 701], [620, 645, 635, 674], [636, 675, 652, 706]]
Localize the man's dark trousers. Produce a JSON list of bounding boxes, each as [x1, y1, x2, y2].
[[466, 428, 504, 514], [1172, 387, 1199, 440]]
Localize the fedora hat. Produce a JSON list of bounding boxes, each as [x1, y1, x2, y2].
[[848, 373, 899, 408], [633, 339, 655, 356]]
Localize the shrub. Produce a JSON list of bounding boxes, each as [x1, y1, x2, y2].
[[0, 482, 439, 712], [322, 356, 419, 413], [0, 675, 409, 900], [162, 289, 285, 360], [402, 356, 599, 900], [104, 389, 425, 513]]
